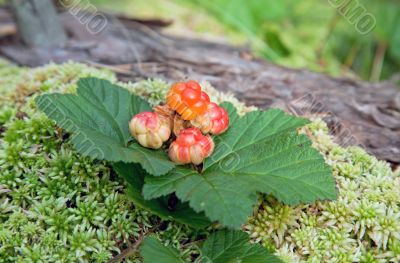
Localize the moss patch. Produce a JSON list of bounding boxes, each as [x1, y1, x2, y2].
[[246, 120, 400, 262]]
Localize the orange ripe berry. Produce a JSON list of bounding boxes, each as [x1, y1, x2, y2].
[[129, 112, 171, 149], [191, 102, 229, 135], [168, 128, 214, 165], [166, 80, 210, 120]]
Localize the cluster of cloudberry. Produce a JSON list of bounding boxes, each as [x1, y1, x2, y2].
[[129, 80, 229, 165]]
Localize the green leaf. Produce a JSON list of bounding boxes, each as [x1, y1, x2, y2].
[[201, 230, 283, 263], [140, 236, 186, 263], [140, 230, 282, 263], [113, 162, 211, 229], [35, 77, 174, 176], [203, 103, 309, 171], [143, 166, 257, 228], [143, 103, 337, 228]]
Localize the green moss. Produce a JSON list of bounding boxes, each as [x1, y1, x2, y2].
[[246, 119, 400, 262], [0, 62, 399, 262]]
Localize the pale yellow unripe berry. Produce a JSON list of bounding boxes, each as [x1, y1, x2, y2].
[[129, 112, 171, 149]]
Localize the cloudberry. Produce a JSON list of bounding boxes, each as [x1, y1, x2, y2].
[[129, 112, 171, 149], [191, 102, 229, 135], [168, 128, 214, 165], [166, 80, 210, 120]]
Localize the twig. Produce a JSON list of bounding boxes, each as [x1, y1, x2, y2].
[[108, 223, 162, 263], [108, 235, 145, 263]]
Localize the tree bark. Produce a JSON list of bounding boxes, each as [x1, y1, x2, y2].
[[9, 0, 66, 47]]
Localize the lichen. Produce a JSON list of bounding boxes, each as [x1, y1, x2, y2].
[[0, 61, 398, 262]]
